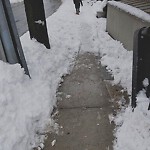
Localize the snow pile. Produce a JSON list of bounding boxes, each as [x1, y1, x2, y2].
[[109, 1, 150, 22], [92, 0, 103, 12], [143, 78, 149, 88], [92, 0, 107, 12], [114, 91, 150, 150], [100, 0, 107, 11], [95, 19, 133, 93], [10, 0, 23, 3], [0, 61, 55, 150]]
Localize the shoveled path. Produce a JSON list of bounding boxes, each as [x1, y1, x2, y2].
[[43, 52, 116, 150]]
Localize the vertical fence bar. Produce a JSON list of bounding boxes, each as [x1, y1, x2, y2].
[[2, 0, 30, 76], [0, 37, 7, 62], [0, 0, 30, 76], [0, 0, 19, 64]]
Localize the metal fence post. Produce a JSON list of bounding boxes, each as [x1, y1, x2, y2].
[[24, 0, 50, 49], [0, 0, 30, 76], [132, 27, 150, 109], [0, 37, 7, 62], [0, 0, 18, 64]]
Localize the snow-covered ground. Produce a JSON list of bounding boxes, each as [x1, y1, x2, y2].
[[109, 1, 150, 23], [1, 0, 150, 150], [10, 0, 23, 3]]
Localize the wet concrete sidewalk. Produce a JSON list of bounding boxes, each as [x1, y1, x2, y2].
[[43, 52, 117, 150]]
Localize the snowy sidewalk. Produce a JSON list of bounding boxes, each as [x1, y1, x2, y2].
[[43, 52, 116, 150], [2, 0, 145, 149]]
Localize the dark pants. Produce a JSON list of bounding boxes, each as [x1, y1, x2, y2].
[[73, 0, 80, 12], [75, 2, 80, 10]]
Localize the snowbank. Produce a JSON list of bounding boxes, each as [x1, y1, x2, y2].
[[109, 1, 150, 22], [10, 0, 23, 3], [114, 91, 150, 150]]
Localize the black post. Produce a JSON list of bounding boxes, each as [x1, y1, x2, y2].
[[24, 0, 50, 49], [132, 27, 150, 109]]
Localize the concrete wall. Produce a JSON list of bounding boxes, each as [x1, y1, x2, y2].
[[106, 3, 150, 51]]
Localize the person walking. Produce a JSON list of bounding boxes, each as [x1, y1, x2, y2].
[[73, 0, 83, 15]]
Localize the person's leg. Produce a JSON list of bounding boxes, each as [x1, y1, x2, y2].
[[78, 2, 80, 12], [75, 2, 80, 14]]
